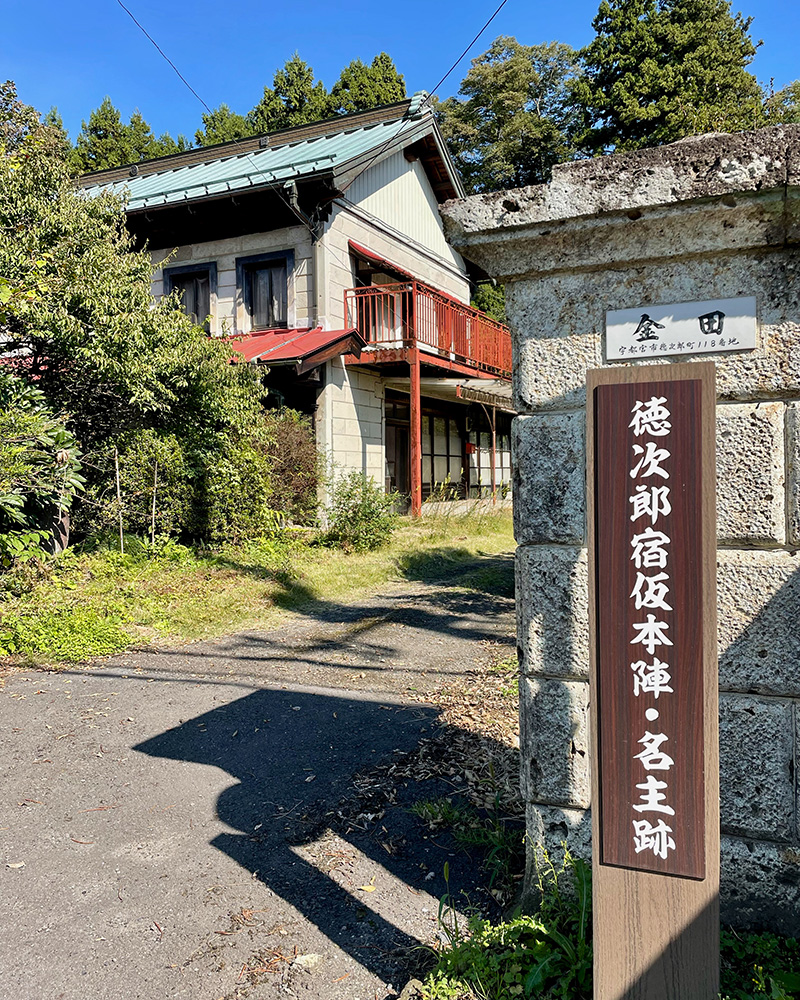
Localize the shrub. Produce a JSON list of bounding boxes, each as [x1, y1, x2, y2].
[[0, 370, 83, 565], [113, 430, 194, 538], [262, 408, 319, 524], [197, 433, 280, 544], [324, 471, 400, 552]]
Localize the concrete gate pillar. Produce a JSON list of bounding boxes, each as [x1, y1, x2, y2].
[[441, 126, 800, 934]]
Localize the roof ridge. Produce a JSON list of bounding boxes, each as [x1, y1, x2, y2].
[[76, 98, 419, 188]]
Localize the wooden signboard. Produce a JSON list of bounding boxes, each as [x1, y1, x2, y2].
[[587, 363, 719, 999]]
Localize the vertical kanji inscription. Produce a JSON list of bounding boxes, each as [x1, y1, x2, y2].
[[594, 378, 705, 879]]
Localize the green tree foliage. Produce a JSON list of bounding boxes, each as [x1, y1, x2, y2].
[[471, 282, 506, 324], [573, 0, 764, 153], [0, 84, 270, 542], [248, 54, 331, 133], [71, 96, 191, 172], [0, 371, 84, 564], [328, 53, 406, 115], [437, 37, 580, 193], [195, 103, 251, 146], [765, 80, 800, 123]]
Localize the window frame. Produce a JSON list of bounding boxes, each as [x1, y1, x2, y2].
[[236, 250, 295, 333], [163, 261, 218, 333]]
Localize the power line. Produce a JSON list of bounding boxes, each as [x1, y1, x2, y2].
[[338, 0, 511, 195], [115, 1, 214, 116], [112, 0, 510, 287], [114, 0, 355, 279], [427, 0, 511, 107]]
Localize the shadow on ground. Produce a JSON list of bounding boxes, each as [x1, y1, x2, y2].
[[135, 684, 519, 986], [98, 552, 516, 689]]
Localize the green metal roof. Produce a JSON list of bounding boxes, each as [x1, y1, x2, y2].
[[79, 96, 461, 212]]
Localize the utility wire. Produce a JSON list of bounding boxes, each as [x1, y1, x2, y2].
[[115, 1, 214, 116], [114, 0, 355, 279], [426, 0, 511, 108], [337, 0, 511, 195], [112, 0, 511, 285]]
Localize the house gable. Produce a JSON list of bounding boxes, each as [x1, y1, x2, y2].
[[342, 150, 465, 274]]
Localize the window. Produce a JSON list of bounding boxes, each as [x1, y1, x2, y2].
[[164, 263, 216, 333], [236, 251, 294, 332]]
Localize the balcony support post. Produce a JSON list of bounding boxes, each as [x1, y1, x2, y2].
[[491, 404, 497, 505], [409, 347, 423, 517]]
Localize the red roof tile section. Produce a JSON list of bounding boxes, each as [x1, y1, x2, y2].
[[230, 327, 365, 371]]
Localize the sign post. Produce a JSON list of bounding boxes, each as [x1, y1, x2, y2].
[[587, 362, 719, 999]]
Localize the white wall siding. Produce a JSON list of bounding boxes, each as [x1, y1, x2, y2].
[[345, 151, 467, 277], [321, 203, 471, 330]]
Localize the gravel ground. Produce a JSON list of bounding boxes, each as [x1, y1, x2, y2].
[[0, 556, 517, 1000]]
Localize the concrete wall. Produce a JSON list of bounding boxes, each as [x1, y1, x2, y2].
[[151, 226, 313, 335], [441, 126, 800, 934], [316, 359, 385, 486]]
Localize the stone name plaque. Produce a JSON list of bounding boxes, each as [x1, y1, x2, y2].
[[593, 376, 707, 878], [605, 296, 757, 361]]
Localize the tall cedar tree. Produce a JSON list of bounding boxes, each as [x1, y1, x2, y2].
[[574, 0, 764, 153], [247, 54, 331, 133], [327, 54, 406, 115], [197, 53, 405, 143], [195, 103, 251, 146], [436, 37, 580, 193], [72, 96, 190, 172]]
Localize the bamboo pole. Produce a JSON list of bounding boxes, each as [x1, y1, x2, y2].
[[114, 446, 124, 555], [151, 460, 158, 546]]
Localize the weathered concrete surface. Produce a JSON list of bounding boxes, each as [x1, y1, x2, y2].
[[512, 413, 584, 544], [788, 403, 800, 545], [516, 546, 589, 679], [716, 402, 785, 544], [440, 125, 800, 933], [721, 837, 800, 937], [441, 127, 799, 246], [717, 549, 800, 696], [0, 568, 516, 1000], [519, 678, 590, 809], [506, 257, 800, 414], [719, 695, 796, 841]]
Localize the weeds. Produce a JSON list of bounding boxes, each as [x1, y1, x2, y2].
[[411, 795, 524, 905], [0, 512, 514, 666], [422, 845, 800, 1000], [423, 849, 592, 1000]]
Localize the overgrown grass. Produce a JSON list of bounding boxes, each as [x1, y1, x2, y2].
[[421, 847, 800, 1000], [0, 509, 514, 667]]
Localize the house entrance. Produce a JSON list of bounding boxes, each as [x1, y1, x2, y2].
[[385, 423, 410, 496]]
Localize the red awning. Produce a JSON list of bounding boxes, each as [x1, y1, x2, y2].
[[230, 326, 365, 373], [348, 241, 416, 281]]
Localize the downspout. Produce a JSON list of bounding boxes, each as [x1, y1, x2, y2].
[[284, 180, 324, 329]]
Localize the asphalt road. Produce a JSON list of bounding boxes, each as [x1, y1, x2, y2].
[[0, 561, 515, 1000]]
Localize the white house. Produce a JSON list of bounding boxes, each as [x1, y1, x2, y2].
[[79, 93, 513, 514]]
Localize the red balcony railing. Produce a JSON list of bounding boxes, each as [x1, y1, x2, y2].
[[344, 281, 511, 378]]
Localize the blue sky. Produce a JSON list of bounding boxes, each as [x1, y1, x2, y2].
[[4, 0, 797, 141]]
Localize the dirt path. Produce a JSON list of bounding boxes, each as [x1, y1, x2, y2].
[[0, 555, 516, 1000]]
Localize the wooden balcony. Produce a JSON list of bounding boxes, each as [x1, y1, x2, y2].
[[344, 281, 511, 379]]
